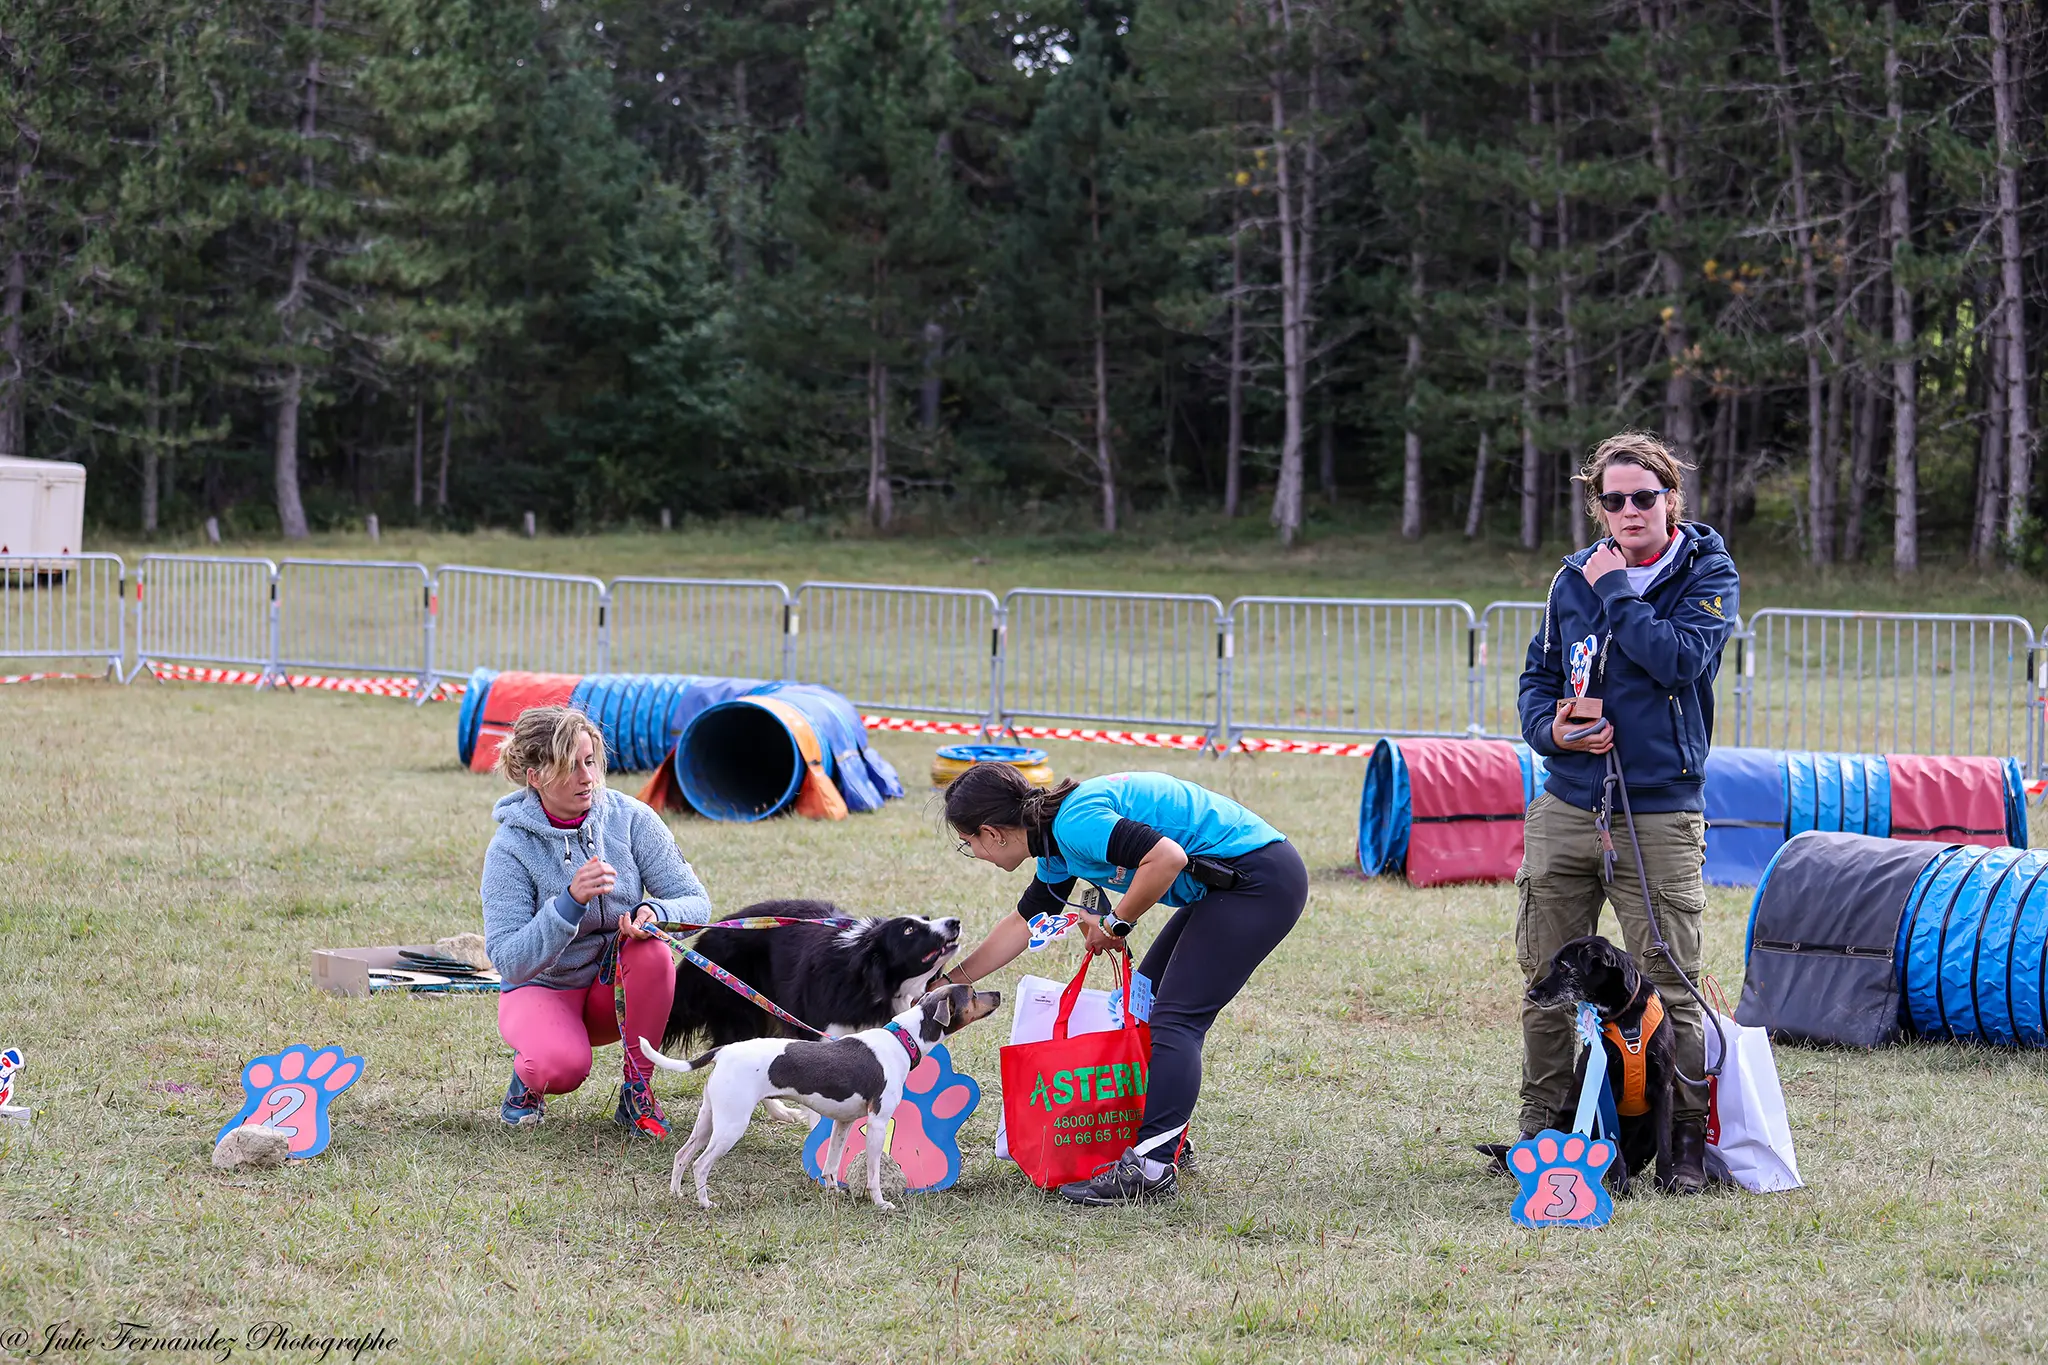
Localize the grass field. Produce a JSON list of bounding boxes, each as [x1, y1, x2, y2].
[[4, 680, 2047, 1362]]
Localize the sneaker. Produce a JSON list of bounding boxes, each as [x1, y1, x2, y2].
[[502, 1074, 546, 1127], [1057, 1147, 1178, 1206], [615, 1079, 669, 1140]]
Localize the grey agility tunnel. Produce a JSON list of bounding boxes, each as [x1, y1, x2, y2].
[[1740, 831, 2048, 1048]]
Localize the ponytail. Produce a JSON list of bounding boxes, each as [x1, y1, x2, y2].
[[944, 762, 1076, 847]]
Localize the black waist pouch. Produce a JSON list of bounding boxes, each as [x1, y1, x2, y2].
[[1187, 855, 1245, 892]]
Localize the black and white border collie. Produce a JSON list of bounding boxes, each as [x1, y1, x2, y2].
[[660, 898, 962, 1059]]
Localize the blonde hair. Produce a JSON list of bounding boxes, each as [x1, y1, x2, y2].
[[495, 705, 607, 789], [1580, 431, 1693, 526]]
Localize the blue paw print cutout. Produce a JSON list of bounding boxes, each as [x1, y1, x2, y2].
[[802, 1042, 980, 1193], [1508, 1129, 1616, 1228], [216, 1045, 364, 1160]]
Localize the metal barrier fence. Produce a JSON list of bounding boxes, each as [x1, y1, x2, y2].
[[608, 577, 790, 679], [1746, 609, 2040, 765], [8, 552, 2044, 775], [131, 554, 278, 682], [791, 582, 1000, 722], [1474, 601, 1548, 740], [276, 559, 432, 688], [1000, 589, 1225, 735], [0, 552, 126, 677], [1223, 597, 1476, 746], [432, 565, 608, 681]]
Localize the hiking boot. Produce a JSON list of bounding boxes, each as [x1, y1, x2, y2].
[[1668, 1116, 1707, 1195], [1057, 1148, 1178, 1206], [615, 1079, 670, 1140], [1475, 1134, 1539, 1175], [502, 1074, 546, 1127]]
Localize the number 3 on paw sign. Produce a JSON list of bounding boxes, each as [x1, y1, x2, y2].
[[1508, 1129, 1615, 1228], [216, 1045, 364, 1159]]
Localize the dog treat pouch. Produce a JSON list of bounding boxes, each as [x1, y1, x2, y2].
[[999, 953, 1153, 1190]]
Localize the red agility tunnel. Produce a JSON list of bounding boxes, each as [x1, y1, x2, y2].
[[467, 671, 581, 773], [1358, 737, 1528, 887], [1885, 754, 2013, 845]]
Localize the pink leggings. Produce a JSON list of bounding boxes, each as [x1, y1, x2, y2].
[[497, 935, 677, 1094]]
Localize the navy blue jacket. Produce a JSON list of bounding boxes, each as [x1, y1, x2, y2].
[[1518, 522, 1740, 814]]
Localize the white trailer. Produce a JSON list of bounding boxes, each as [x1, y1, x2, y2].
[[0, 455, 88, 559]]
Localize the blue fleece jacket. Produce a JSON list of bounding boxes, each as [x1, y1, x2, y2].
[[479, 787, 714, 990], [1517, 522, 1740, 814]]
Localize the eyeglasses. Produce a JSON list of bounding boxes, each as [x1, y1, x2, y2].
[[1596, 488, 1671, 513], [955, 837, 976, 858]]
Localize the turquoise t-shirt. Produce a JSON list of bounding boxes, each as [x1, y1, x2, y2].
[[1036, 772, 1285, 908]]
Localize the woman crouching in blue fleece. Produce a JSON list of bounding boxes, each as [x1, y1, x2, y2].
[[482, 705, 713, 1136], [937, 763, 1307, 1205]]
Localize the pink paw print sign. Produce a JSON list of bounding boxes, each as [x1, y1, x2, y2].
[[1508, 1130, 1616, 1228], [216, 1045, 364, 1159], [801, 1043, 980, 1194]]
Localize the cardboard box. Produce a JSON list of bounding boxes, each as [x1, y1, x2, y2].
[[1557, 695, 1605, 724]]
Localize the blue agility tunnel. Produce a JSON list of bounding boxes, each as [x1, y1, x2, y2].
[[1740, 832, 2048, 1047], [458, 670, 904, 823], [1703, 748, 1787, 886], [1898, 844, 2048, 1044], [1785, 752, 1891, 836], [674, 681, 904, 822], [455, 667, 497, 768]]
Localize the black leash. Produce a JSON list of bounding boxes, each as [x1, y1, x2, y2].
[[1597, 746, 1727, 1086]]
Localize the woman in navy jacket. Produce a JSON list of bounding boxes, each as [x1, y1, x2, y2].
[[1509, 431, 1739, 1194]]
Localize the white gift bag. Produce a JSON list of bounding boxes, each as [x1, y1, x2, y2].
[[1703, 1009, 1803, 1192], [993, 973, 1125, 1161]]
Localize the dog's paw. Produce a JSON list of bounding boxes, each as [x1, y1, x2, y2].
[[1508, 1129, 1616, 1229], [801, 1042, 980, 1194], [215, 1045, 364, 1160]]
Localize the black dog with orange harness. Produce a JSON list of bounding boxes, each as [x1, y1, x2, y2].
[[1525, 934, 1676, 1194]]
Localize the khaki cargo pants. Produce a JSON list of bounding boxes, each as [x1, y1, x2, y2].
[[1515, 791, 1709, 1134]]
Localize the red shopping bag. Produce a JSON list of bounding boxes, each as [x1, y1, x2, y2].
[[1000, 953, 1153, 1189]]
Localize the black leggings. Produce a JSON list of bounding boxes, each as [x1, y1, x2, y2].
[[1131, 839, 1308, 1157]]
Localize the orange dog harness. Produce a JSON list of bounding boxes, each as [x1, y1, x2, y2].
[[1601, 992, 1666, 1117]]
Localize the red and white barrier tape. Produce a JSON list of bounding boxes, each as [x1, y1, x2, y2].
[[860, 712, 1374, 756], [8, 668, 2042, 779]]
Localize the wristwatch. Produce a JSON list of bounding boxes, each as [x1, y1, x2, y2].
[[1101, 910, 1134, 939]]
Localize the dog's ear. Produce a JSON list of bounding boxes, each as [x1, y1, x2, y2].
[[927, 989, 955, 1029], [1600, 939, 1639, 998]]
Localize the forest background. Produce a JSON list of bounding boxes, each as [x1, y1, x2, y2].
[[3, 0, 2042, 573]]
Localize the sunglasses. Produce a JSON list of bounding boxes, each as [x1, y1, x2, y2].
[[1596, 488, 1672, 513]]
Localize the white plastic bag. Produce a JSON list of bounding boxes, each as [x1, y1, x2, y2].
[[992, 972, 1124, 1161], [1703, 1009, 1803, 1192]]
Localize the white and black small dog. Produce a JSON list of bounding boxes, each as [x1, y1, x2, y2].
[[661, 899, 961, 1045], [638, 982, 1001, 1211], [660, 899, 961, 1124]]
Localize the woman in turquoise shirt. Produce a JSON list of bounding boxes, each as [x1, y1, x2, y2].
[[939, 764, 1307, 1206]]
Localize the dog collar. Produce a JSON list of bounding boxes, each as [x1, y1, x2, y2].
[[883, 1021, 922, 1069]]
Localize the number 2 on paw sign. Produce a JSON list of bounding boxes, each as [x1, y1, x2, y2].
[[216, 1045, 364, 1160]]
